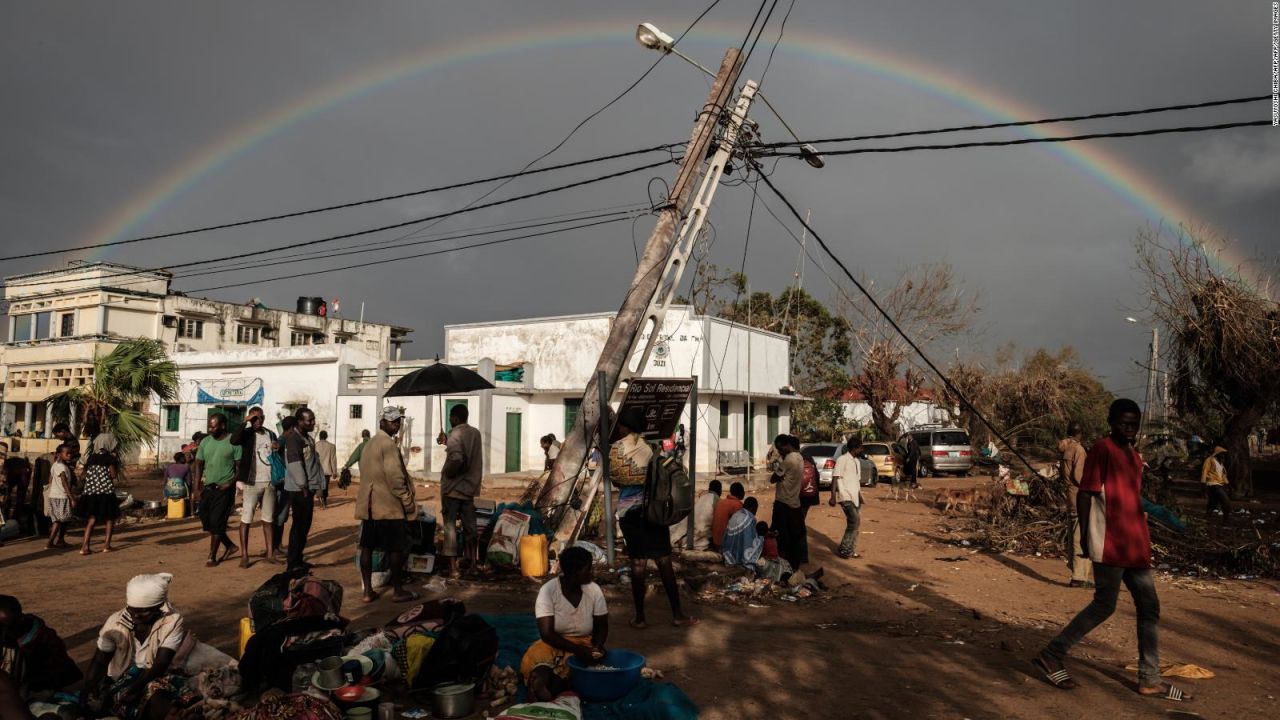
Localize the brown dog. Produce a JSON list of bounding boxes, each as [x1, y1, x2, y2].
[[935, 488, 977, 515]]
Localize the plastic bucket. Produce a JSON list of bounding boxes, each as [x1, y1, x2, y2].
[[567, 649, 645, 701]]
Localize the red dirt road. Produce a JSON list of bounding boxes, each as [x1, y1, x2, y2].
[[3, 476, 1277, 719]]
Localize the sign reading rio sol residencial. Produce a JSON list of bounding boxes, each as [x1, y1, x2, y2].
[[194, 379, 264, 406], [618, 377, 694, 440]]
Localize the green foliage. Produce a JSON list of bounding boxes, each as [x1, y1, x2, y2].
[[49, 338, 179, 453]]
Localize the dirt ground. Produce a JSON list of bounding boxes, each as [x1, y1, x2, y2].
[[3, 473, 1278, 720]]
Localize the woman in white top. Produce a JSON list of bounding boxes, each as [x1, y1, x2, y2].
[[81, 573, 197, 720], [519, 546, 609, 701]]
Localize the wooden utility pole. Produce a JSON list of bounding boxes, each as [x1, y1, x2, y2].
[[537, 48, 744, 539]]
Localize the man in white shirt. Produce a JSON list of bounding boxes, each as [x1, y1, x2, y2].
[[670, 479, 720, 550], [830, 437, 866, 559]]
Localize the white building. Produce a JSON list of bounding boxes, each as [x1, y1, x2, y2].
[[0, 262, 411, 454], [838, 381, 949, 435], [158, 345, 388, 466], [339, 307, 798, 476]]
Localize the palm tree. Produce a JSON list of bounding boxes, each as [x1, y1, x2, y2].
[[49, 338, 179, 452]]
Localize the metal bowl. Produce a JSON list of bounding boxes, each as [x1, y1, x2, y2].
[[430, 682, 475, 719], [143, 500, 164, 511]]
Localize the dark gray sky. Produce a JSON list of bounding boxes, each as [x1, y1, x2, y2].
[[2, 1, 1275, 399]]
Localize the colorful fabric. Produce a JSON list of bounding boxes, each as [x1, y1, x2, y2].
[[519, 635, 592, 686], [101, 665, 199, 719], [1080, 436, 1152, 568], [721, 508, 762, 566], [608, 434, 651, 488], [231, 693, 344, 720]]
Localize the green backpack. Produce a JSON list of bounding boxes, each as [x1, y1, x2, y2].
[[644, 452, 694, 526]]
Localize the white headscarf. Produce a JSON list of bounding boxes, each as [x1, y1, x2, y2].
[[126, 572, 173, 608]]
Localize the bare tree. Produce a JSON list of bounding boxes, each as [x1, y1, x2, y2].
[[840, 264, 979, 438], [1135, 225, 1280, 497]]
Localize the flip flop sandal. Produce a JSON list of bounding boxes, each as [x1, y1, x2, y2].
[[1145, 684, 1191, 702], [220, 546, 239, 562], [392, 591, 421, 603], [1032, 657, 1077, 690]]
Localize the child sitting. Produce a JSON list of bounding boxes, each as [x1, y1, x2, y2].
[[758, 522, 780, 560]]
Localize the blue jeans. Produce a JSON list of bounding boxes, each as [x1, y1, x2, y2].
[[838, 502, 861, 555], [1044, 564, 1160, 686]]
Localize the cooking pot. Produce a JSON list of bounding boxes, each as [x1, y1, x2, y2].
[[429, 682, 474, 719]]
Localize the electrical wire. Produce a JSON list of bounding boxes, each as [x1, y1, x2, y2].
[[0, 144, 682, 263], [174, 209, 642, 281], [16, 158, 676, 295], [755, 94, 1271, 149], [742, 0, 780, 72], [756, 172, 1045, 477], [188, 214, 636, 293], [757, 0, 795, 87]]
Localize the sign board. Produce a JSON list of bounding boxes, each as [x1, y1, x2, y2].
[[618, 377, 695, 440], [194, 378, 264, 406]]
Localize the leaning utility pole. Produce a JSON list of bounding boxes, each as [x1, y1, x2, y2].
[[538, 48, 745, 543]]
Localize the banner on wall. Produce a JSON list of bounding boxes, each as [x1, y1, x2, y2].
[[194, 378, 264, 406]]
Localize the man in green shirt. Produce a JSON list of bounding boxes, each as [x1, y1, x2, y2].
[[193, 413, 242, 567]]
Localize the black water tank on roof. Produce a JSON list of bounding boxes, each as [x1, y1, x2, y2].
[[296, 296, 317, 315]]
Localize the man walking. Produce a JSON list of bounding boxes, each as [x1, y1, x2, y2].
[[315, 430, 338, 507], [356, 406, 417, 603], [441, 404, 483, 578], [1200, 445, 1231, 534], [231, 407, 278, 567], [830, 437, 866, 559], [1058, 423, 1093, 587], [193, 413, 240, 567], [283, 407, 325, 575], [1034, 399, 1191, 702]]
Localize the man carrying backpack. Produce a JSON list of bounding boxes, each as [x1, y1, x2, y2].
[[612, 408, 698, 629]]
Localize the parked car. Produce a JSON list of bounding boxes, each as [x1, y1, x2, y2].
[[828, 440, 898, 486], [800, 443, 840, 489], [897, 426, 974, 476]]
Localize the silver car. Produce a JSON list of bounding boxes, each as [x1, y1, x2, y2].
[[899, 427, 974, 476], [800, 443, 840, 489]]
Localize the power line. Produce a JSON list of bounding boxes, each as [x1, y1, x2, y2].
[[171, 203, 648, 277], [0, 144, 682, 263], [173, 208, 642, 281], [755, 94, 1270, 149], [755, 120, 1269, 157], [12, 157, 676, 294], [757, 0, 795, 87], [742, 0, 780, 72], [755, 171, 1044, 478], [188, 214, 635, 293]]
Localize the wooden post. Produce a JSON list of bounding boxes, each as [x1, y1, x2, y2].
[[540, 48, 745, 542]]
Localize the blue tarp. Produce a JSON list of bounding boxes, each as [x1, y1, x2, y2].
[[478, 613, 699, 720]]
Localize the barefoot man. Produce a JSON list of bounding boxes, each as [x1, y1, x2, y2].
[[1034, 398, 1192, 703]]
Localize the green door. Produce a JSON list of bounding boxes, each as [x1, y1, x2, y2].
[[745, 402, 755, 454], [505, 412, 522, 473], [445, 399, 469, 432], [209, 406, 247, 435], [767, 405, 780, 442], [563, 398, 582, 438]]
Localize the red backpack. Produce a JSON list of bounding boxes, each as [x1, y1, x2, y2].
[[800, 456, 820, 505]]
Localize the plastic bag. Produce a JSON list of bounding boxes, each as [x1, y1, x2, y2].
[[485, 509, 531, 566], [497, 694, 582, 720]]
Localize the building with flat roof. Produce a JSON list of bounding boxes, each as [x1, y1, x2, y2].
[[338, 306, 798, 475], [0, 262, 411, 451]]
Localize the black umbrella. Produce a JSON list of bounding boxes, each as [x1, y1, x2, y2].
[[384, 362, 495, 397]]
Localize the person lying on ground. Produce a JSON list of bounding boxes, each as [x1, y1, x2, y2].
[[81, 573, 200, 720], [0, 594, 82, 698], [521, 547, 608, 701], [721, 497, 764, 567]]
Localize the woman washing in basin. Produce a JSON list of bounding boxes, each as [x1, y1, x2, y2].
[[520, 546, 608, 701]]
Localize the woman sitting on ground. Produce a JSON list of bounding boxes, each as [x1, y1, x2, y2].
[[80, 573, 198, 720], [520, 546, 608, 701]]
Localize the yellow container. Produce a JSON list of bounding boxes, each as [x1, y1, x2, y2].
[[238, 617, 254, 658], [166, 498, 187, 519], [519, 534, 549, 578]]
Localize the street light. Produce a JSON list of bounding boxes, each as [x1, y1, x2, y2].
[[636, 21, 824, 169]]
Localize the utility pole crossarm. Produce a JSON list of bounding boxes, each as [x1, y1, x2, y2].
[[537, 48, 746, 547]]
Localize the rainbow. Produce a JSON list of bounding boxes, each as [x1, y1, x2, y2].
[[84, 20, 1253, 274]]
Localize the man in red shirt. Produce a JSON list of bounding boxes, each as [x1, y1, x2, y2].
[[1033, 399, 1191, 702]]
